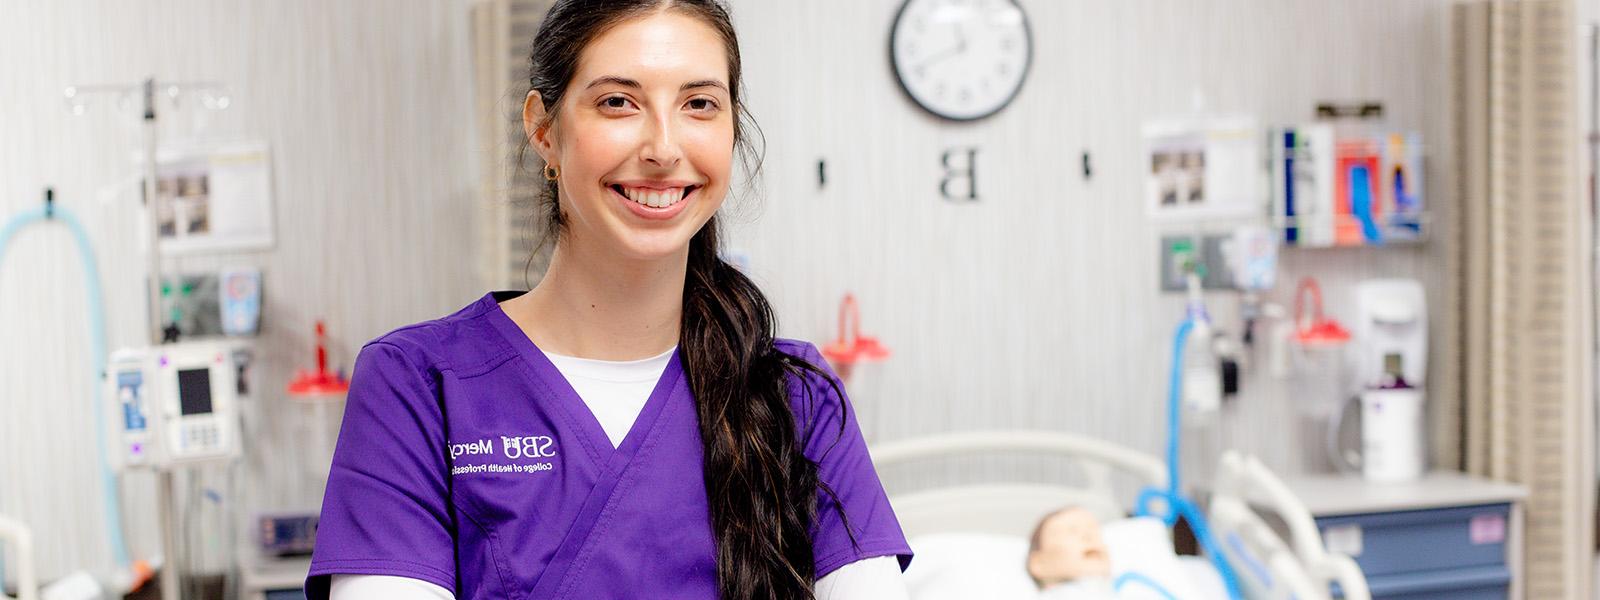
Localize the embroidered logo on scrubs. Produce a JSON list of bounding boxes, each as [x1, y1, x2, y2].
[[448, 434, 558, 476], [502, 435, 557, 459]]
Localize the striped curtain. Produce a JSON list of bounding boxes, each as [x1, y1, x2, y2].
[[471, 0, 555, 291], [1456, 1, 1596, 598]]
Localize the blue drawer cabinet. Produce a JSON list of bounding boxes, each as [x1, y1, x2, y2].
[[1317, 504, 1511, 576], [1357, 565, 1511, 600], [1251, 472, 1525, 600], [1317, 503, 1515, 599]]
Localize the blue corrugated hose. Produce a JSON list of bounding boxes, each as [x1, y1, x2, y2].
[[0, 202, 132, 574], [1129, 318, 1244, 600]]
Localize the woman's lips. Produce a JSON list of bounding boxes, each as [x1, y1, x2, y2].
[[610, 184, 695, 221]]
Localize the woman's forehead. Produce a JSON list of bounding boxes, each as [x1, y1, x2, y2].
[[573, 11, 729, 91]]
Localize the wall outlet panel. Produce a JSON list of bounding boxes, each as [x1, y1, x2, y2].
[[1159, 234, 1237, 292]]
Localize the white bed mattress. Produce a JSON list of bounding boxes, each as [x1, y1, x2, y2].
[[903, 517, 1229, 600]]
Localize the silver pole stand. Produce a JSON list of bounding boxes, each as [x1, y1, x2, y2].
[[67, 74, 231, 600], [139, 78, 184, 600]]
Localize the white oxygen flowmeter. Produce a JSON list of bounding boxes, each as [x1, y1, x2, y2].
[[106, 340, 243, 469]]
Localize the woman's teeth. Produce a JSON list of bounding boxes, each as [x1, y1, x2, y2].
[[619, 186, 687, 208]]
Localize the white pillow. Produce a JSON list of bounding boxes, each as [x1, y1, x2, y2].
[[903, 532, 1039, 600], [903, 518, 1216, 600], [1101, 517, 1205, 600], [1176, 556, 1229, 600], [1038, 579, 1119, 599]]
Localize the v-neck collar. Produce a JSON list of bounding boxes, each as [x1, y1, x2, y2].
[[481, 291, 685, 472]]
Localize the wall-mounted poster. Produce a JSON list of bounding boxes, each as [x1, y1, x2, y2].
[[1144, 117, 1263, 222], [142, 140, 275, 254]]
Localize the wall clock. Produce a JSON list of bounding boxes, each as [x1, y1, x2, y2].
[[889, 0, 1033, 122]]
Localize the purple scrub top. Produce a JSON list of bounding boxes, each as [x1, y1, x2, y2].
[[307, 291, 912, 599]]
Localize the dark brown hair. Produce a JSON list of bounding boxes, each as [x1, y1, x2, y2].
[[523, 1, 855, 597]]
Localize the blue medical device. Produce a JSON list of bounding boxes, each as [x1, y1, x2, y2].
[[220, 267, 262, 336], [257, 512, 319, 557]]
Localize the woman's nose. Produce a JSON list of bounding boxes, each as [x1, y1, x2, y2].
[[639, 116, 682, 169]]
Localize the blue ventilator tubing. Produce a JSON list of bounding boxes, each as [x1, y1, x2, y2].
[[0, 204, 133, 573], [1126, 319, 1244, 600]]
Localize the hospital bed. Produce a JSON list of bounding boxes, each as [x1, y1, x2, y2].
[[0, 514, 39, 600], [869, 431, 1369, 600]]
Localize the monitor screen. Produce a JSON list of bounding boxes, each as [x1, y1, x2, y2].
[[177, 368, 214, 416]]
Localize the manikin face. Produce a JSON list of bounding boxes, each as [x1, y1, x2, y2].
[[524, 10, 735, 261], [1027, 507, 1112, 588]]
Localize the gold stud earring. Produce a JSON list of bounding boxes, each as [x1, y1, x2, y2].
[[543, 164, 560, 181]]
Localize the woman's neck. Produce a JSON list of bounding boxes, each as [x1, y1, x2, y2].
[[506, 240, 685, 361]]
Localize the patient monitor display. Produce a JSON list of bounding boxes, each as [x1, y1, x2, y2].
[[177, 368, 214, 415]]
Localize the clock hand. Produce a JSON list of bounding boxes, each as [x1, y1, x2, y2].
[[914, 44, 963, 72], [912, 24, 969, 73]]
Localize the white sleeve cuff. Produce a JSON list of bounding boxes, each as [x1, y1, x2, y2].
[[330, 574, 454, 600], [815, 555, 909, 600]]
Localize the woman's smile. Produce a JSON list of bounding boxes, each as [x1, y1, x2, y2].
[[608, 180, 701, 220]]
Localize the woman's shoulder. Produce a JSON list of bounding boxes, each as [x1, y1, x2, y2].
[[359, 292, 518, 378], [773, 338, 842, 384], [772, 338, 851, 420], [773, 337, 823, 362]]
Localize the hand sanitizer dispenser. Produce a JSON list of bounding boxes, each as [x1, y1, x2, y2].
[[1354, 279, 1427, 387], [1354, 279, 1427, 481]]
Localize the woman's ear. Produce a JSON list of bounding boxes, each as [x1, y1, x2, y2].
[[523, 90, 556, 164]]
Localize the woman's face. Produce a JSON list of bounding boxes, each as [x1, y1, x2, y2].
[[526, 10, 735, 262]]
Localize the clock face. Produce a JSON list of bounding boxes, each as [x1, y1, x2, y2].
[[890, 0, 1032, 122]]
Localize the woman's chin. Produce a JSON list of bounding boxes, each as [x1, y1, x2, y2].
[[612, 232, 696, 262]]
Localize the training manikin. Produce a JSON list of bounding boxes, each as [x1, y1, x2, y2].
[[1027, 507, 1190, 600], [1028, 507, 1113, 593]]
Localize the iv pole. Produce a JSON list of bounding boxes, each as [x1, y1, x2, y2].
[[66, 76, 229, 600], [141, 78, 182, 600]]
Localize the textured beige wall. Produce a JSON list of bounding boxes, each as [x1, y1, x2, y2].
[[0, 0, 483, 581], [0, 0, 1460, 584], [725, 0, 1458, 494]]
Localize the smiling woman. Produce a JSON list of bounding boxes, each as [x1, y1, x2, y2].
[[305, 1, 913, 600], [522, 8, 735, 259]]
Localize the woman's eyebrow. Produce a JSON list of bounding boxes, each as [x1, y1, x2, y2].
[[583, 76, 727, 94], [585, 75, 642, 90], [680, 79, 728, 93]]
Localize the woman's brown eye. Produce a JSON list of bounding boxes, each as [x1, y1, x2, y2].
[[688, 98, 716, 111], [604, 97, 629, 109]]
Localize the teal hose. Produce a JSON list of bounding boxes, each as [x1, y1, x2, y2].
[[0, 204, 132, 571]]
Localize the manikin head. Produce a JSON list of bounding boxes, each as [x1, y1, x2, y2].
[[1026, 506, 1112, 588]]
